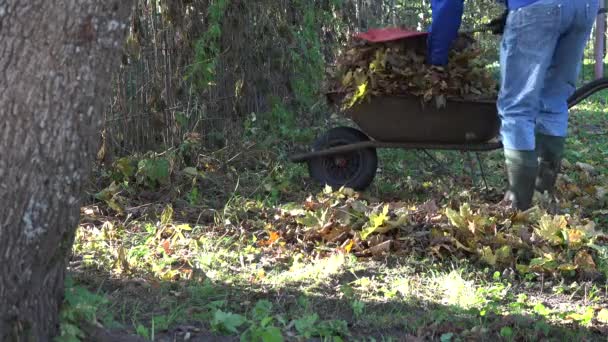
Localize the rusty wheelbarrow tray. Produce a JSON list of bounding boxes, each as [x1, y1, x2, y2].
[[332, 93, 500, 144], [290, 93, 502, 190]]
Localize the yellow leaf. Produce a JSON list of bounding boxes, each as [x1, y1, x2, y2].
[[558, 263, 577, 272], [361, 204, 390, 240], [480, 246, 497, 266], [535, 215, 567, 245], [356, 82, 367, 96], [597, 309, 608, 323], [344, 239, 354, 253], [347, 81, 369, 108], [446, 208, 467, 230], [161, 204, 174, 226], [566, 229, 585, 249]]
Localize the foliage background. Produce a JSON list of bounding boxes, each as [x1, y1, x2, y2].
[[100, 0, 604, 156]]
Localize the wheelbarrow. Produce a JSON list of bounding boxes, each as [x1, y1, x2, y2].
[[289, 28, 608, 190]]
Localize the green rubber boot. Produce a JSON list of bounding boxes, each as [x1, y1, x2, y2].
[[535, 134, 565, 195], [503, 149, 538, 211]]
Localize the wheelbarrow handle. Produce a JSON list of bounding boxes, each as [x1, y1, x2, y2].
[[459, 27, 492, 35]]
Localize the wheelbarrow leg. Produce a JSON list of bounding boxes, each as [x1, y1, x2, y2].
[[412, 150, 443, 175], [419, 149, 459, 182], [475, 152, 490, 190], [462, 151, 479, 186]]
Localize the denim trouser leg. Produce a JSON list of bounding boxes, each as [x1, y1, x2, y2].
[[538, 1, 598, 137], [497, 1, 562, 151]]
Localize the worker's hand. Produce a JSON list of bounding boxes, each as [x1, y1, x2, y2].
[[485, 10, 508, 35]]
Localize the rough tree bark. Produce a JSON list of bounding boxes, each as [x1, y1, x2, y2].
[[0, 1, 132, 340]]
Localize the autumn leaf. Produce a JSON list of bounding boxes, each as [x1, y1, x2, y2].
[[342, 71, 353, 87], [296, 208, 330, 230], [360, 204, 389, 240], [495, 245, 513, 264], [535, 215, 567, 245], [558, 263, 577, 272], [565, 229, 585, 249], [330, 37, 498, 110], [114, 157, 136, 179], [161, 204, 174, 226], [259, 231, 280, 247], [597, 308, 608, 323], [446, 203, 487, 237], [446, 208, 467, 231], [480, 246, 497, 266], [343, 239, 354, 253], [574, 250, 596, 271], [161, 239, 172, 255], [529, 253, 559, 272], [94, 181, 124, 213], [565, 307, 595, 326]]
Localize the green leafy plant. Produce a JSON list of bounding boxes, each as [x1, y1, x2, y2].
[[293, 313, 349, 340], [211, 310, 247, 335], [56, 277, 113, 342], [240, 300, 284, 342], [136, 157, 170, 188], [135, 323, 151, 340], [500, 326, 514, 340], [351, 300, 365, 319]]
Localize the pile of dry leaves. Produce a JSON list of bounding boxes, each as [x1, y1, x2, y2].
[[257, 186, 608, 281], [326, 34, 498, 110]]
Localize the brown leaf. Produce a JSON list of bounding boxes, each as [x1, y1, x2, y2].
[[574, 250, 596, 271], [161, 239, 172, 255], [258, 231, 280, 247], [369, 240, 392, 256]]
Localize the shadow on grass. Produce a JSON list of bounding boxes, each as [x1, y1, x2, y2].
[[71, 264, 606, 342]]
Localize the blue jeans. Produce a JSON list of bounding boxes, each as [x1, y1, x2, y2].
[[498, 0, 599, 151]]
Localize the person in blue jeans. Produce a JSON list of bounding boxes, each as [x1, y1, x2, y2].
[[429, 0, 599, 210]]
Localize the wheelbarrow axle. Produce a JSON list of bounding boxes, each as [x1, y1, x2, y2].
[[290, 140, 503, 163]]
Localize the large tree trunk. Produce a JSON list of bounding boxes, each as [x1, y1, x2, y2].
[[0, 1, 132, 340]]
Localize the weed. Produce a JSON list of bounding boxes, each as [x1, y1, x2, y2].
[[56, 277, 114, 342]]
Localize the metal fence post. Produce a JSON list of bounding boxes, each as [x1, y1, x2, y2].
[[595, 1, 606, 79]]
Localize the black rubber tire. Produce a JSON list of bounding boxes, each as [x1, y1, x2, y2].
[[307, 127, 378, 191]]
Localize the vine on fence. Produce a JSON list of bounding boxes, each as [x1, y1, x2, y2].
[[187, 0, 231, 92]]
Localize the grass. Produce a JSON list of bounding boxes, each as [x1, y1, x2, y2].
[[62, 96, 608, 341]]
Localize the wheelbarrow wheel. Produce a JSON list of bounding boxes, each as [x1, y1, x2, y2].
[[308, 127, 377, 191]]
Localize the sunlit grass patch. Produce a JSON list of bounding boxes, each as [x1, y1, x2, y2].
[[265, 252, 350, 285], [432, 269, 480, 309]]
